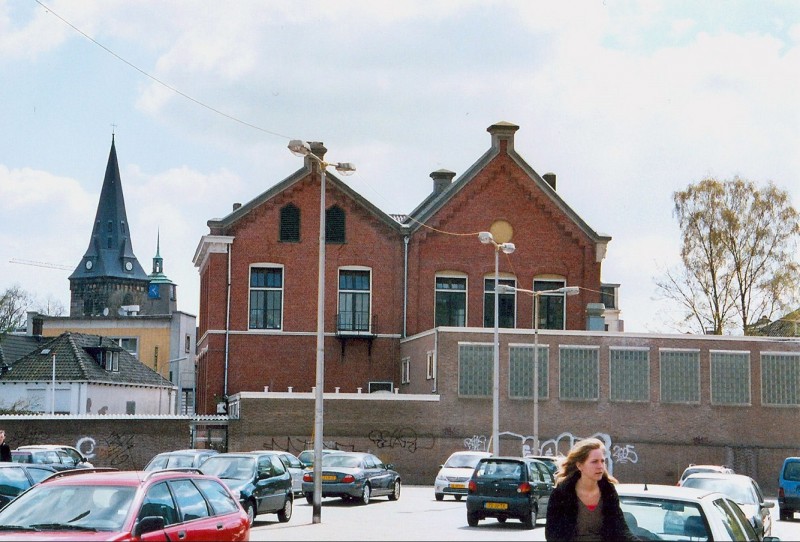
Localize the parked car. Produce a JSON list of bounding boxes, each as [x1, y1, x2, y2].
[[524, 454, 562, 475], [779, 456, 800, 521], [250, 450, 304, 495], [297, 448, 342, 469], [11, 448, 90, 472], [144, 448, 219, 471], [617, 483, 779, 541], [465, 456, 554, 529], [0, 462, 57, 509], [15, 445, 93, 469], [200, 451, 293, 525], [678, 463, 734, 485], [0, 468, 249, 540], [301, 451, 401, 505], [681, 472, 774, 538], [434, 450, 492, 501]]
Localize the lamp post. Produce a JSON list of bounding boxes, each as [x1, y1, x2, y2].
[[288, 139, 355, 524], [497, 284, 579, 455], [478, 231, 515, 455]]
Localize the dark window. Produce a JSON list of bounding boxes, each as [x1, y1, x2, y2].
[[600, 285, 616, 309], [139, 482, 179, 526], [279, 204, 300, 242], [326, 206, 345, 243], [338, 270, 370, 331], [249, 267, 283, 329], [484, 278, 516, 328], [535, 280, 566, 330], [435, 276, 466, 327]]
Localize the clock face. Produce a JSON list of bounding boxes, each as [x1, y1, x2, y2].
[[85, 260, 93, 270], [148, 284, 160, 298], [125, 261, 133, 271]]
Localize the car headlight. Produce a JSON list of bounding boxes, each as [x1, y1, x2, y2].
[[436, 473, 447, 482]]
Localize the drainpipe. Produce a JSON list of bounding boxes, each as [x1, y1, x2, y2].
[[224, 243, 232, 401], [403, 236, 409, 337]]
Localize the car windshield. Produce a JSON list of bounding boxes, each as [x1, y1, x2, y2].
[[620, 495, 707, 541], [0, 484, 135, 532], [444, 453, 486, 469], [474, 460, 523, 481], [682, 478, 757, 504], [322, 455, 362, 468], [201, 457, 255, 480]]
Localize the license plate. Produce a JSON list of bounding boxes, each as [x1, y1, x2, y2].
[[322, 475, 337, 481], [485, 502, 508, 510], [450, 483, 465, 489]]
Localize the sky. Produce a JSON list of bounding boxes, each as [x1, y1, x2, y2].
[[1, 0, 799, 333]]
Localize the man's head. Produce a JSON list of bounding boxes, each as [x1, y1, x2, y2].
[[0, 430, 5, 443]]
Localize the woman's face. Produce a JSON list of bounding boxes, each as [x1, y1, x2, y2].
[[577, 448, 606, 481]]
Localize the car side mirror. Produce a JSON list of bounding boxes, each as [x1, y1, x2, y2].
[[134, 516, 166, 536], [386, 464, 395, 470], [762, 501, 775, 508], [258, 469, 272, 479]]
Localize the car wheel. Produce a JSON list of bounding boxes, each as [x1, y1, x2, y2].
[[455, 495, 462, 501], [780, 507, 792, 521], [522, 506, 536, 530], [360, 483, 371, 505], [278, 496, 293, 523], [305, 493, 314, 505], [435, 493, 444, 501], [497, 517, 507, 524], [243, 500, 256, 526], [467, 512, 479, 527], [389, 480, 401, 501]]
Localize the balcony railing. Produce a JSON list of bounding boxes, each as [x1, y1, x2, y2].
[[336, 311, 375, 337]]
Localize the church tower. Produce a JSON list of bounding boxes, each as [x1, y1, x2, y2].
[[141, 231, 178, 315], [68, 136, 150, 317]]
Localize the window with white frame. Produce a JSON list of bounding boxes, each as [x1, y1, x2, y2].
[[435, 275, 467, 327], [338, 269, 371, 332], [710, 351, 750, 405], [609, 348, 649, 402], [762, 352, 800, 406], [534, 279, 567, 330], [249, 266, 283, 329], [559, 346, 599, 401], [483, 277, 516, 328], [509, 344, 548, 399], [369, 381, 393, 393], [111, 337, 138, 358], [458, 343, 492, 397], [660, 349, 700, 404], [401, 357, 410, 384], [426, 350, 436, 380]]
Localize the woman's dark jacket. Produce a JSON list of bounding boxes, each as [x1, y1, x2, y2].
[[545, 472, 638, 541]]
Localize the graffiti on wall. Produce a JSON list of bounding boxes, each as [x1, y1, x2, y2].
[[368, 427, 434, 453], [612, 444, 639, 464], [76, 436, 97, 459], [72, 433, 136, 468]]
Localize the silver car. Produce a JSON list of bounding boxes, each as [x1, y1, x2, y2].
[[434, 451, 492, 501]]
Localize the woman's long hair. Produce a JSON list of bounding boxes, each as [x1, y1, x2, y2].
[[555, 437, 618, 486]]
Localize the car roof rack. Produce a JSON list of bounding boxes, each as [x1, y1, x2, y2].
[[144, 468, 204, 481], [43, 467, 118, 482]]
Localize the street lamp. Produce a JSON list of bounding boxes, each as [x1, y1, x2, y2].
[[478, 231, 515, 455], [497, 283, 579, 455], [288, 139, 354, 524]]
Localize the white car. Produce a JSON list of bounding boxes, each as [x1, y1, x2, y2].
[[617, 483, 779, 541], [434, 451, 492, 501], [15, 444, 93, 469]]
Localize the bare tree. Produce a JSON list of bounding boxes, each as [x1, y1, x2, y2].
[[0, 284, 33, 333], [656, 177, 800, 334]]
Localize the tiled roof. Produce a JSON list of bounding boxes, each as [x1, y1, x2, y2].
[[0, 332, 173, 387], [0, 334, 46, 368], [752, 309, 800, 337]]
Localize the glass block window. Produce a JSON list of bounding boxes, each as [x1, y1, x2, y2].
[[762, 353, 800, 406], [710, 351, 750, 405], [484, 278, 516, 328], [249, 266, 283, 330], [458, 343, 492, 397], [435, 275, 467, 327], [609, 348, 649, 402], [509, 345, 549, 399], [559, 346, 599, 401], [660, 350, 700, 403]]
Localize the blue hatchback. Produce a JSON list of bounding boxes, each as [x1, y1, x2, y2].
[[779, 456, 800, 520]]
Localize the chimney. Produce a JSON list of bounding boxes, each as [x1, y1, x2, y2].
[[232, 203, 242, 212], [487, 121, 519, 152], [430, 169, 456, 195], [543, 173, 556, 190], [585, 303, 606, 331]]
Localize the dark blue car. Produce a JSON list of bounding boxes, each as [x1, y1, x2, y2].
[[0, 461, 57, 509]]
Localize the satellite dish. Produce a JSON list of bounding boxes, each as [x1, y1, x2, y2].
[[102, 307, 109, 316]]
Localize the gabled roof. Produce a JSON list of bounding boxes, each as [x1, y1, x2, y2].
[[0, 332, 173, 387], [751, 309, 800, 337], [206, 156, 406, 234], [0, 334, 45, 369], [405, 121, 611, 245], [69, 136, 149, 282]]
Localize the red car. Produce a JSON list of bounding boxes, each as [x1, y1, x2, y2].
[[0, 468, 249, 541]]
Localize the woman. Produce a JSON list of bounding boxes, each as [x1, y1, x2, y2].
[[545, 438, 638, 541]]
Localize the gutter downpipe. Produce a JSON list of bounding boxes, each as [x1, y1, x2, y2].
[[224, 243, 232, 401], [403, 236, 409, 337]]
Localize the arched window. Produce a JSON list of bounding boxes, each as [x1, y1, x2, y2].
[[279, 204, 300, 242], [325, 206, 345, 244]]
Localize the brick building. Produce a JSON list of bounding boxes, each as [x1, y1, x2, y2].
[[193, 121, 617, 413]]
